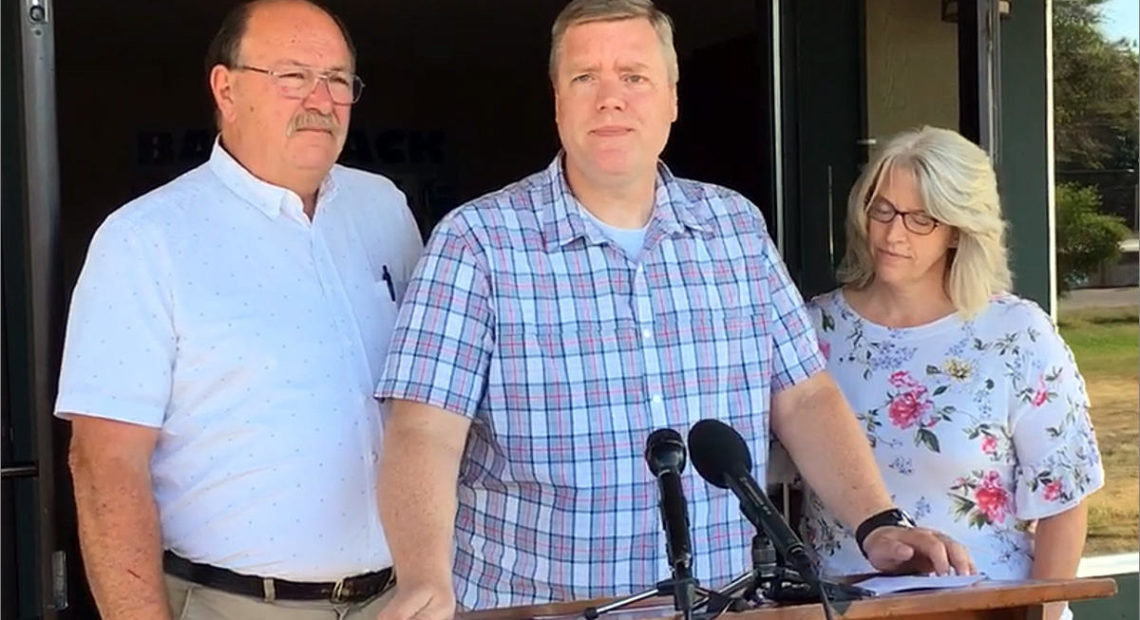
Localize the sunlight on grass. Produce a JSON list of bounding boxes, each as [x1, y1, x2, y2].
[[1060, 307, 1139, 555]]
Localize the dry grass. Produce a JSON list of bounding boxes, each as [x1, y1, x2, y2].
[[1058, 307, 1139, 555]]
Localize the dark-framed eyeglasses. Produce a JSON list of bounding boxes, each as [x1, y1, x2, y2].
[[866, 199, 940, 235], [234, 63, 364, 105]]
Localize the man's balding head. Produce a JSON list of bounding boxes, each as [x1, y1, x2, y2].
[[205, 0, 356, 77]]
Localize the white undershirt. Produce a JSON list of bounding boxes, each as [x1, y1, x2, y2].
[[578, 202, 650, 260]]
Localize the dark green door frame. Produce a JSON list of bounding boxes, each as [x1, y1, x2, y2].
[[778, 0, 866, 299], [5, 0, 67, 617], [957, 0, 1056, 313], [997, 0, 1056, 313], [957, 0, 1004, 164]]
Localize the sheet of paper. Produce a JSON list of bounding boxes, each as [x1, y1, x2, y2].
[[853, 573, 987, 596]]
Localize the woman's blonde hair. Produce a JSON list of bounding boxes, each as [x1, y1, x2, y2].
[[836, 126, 1012, 317]]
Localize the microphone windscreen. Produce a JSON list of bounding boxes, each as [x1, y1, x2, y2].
[[688, 419, 753, 489], [645, 428, 687, 475]]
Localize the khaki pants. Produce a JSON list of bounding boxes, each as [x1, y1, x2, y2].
[[165, 574, 395, 620]]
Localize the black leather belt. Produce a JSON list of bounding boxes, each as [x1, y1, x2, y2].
[[163, 551, 395, 604]]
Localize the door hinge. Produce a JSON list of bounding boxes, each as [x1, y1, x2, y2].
[[26, 0, 50, 24], [51, 550, 68, 610]]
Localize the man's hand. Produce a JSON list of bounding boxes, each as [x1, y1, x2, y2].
[[862, 526, 976, 576], [376, 581, 457, 620]]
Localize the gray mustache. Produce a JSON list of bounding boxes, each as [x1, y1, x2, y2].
[[287, 111, 339, 135]]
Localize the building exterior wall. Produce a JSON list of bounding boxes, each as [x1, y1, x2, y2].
[[1000, 0, 1057, 312], [865, 0, 960, 140]]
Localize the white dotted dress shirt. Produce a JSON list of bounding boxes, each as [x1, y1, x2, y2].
[[55, 140, 422, 581]]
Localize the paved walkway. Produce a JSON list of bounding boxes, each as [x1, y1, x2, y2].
[[1059, 287, 1138, 311], [1078, 552, 1140, 577]]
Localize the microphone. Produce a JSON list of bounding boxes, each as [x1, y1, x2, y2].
[[687, 419, 818, 580], [644, 428, 694, 616]]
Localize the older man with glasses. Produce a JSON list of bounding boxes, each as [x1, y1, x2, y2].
[[56, 1, 421, 618]]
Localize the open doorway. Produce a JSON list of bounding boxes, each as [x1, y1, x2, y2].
[[54, 0, 776, 286]]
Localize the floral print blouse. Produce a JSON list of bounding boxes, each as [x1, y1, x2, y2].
[[798, 289, 1104, 579]]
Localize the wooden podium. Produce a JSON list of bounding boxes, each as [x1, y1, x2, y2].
[[461, 577, 1117, 620]]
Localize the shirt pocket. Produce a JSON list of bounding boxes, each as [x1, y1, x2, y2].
[[659, 305, 769, 385], [490, 323, 637, 483], [374, 276, 398, 306], [495, 323, 634, 418]]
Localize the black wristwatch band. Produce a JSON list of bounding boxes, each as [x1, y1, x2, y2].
[[855, 508, 917, 556]]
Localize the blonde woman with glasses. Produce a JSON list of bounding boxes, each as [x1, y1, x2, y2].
[[798, 126, 1104, 620]]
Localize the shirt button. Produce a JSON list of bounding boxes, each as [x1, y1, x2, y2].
[[651, 395, 663, 404], [642, 329, 652, 339]]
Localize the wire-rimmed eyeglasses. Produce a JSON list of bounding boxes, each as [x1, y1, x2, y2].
[[234, 63, 364, 105]]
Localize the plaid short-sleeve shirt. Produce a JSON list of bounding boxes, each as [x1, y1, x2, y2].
[[377, 156, 825, 609]]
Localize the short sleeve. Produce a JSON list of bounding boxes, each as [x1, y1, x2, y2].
[[1009, 305, 1105, 520], [375, 220, 494, 418], [54, 216, 176, 427], [759, 230, 826, 391]]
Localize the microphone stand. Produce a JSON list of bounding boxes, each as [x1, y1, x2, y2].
[[698, 531, 874, 619], [584, 532, 872, 620], [581, 572, 712, 620]]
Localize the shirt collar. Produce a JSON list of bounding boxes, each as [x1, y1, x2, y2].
[[540, 153, 713, 251], [207, 137, 339, 219]]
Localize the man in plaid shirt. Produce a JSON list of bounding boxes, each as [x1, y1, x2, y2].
[[375, 1, 974, 617]]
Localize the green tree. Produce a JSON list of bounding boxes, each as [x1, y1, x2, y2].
[[1053, 0, 1139, 171], [1055, 183, 1131, 292]]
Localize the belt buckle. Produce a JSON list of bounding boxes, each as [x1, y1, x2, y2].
[[330, 578, 349, 604]]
